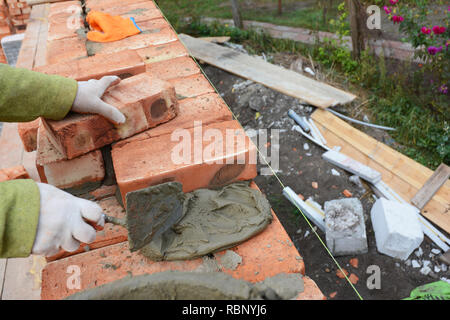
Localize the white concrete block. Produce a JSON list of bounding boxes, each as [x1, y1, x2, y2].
[[324, 198, 368, 256], [371, 198, 424, 260]]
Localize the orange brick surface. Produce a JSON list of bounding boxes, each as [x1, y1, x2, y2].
[[34, 49, 146, 81], [0, 165, 30, 182], [98, 1, 162, 23], [47, 72, 178, 159], [136, 40, 189, 64], [112, 120, 257, 203], [169, 73, 216, 99], [37, 149, 105, 190], [17, 118, 40, 152], [114, 93, 233, 147], [145, 56, 201, 81], [46, 36, 88, 65]]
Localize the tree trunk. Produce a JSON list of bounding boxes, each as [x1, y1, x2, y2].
[[230, 0, 243, 29], [347, 0, 365, 59], [278, 0, 282, 15]]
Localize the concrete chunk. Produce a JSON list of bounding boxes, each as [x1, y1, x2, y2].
[[322, 149, 381, 184], [324, 198, 368, 256], [371, 198, 423, 260]]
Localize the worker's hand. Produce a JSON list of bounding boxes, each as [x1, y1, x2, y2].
[[31, 183, 105, 257], [72, 75, 126, 124]]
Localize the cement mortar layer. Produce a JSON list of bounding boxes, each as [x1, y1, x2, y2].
[[65, 271, 304, 300], [139, 181, 273, 261]]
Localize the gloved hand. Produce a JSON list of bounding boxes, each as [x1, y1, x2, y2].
[[31, 183, 105, 257], [72, 75, 126, 124]]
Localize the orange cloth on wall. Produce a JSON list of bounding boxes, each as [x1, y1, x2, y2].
[[86, 11, 141, 43]]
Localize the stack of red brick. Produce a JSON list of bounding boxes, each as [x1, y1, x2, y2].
[[4, 0, 30, 30], [0, 0, 12, 63], [13, 0, 324, 300]]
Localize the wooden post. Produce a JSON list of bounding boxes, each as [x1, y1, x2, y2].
[[278, 0, 282, 15], [347, 0, 365, 59], [230, 0, 243, 29]]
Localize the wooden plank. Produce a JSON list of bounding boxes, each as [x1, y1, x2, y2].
[[312, 109, 450, 207], [178, 34, 356, 108], [312, 109, 450, 233], [15, 4, 47, 69], [411, 164, 450, 210], [1, 257, 44, 300]]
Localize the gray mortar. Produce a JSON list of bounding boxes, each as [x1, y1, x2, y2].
[[217, 250, 242, 270], [65, 271, 303, 300], [139, 181, 273, 261], [64, 180, 102, 197]]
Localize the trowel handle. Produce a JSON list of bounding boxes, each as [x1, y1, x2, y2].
[[103, 214, 127, 228]]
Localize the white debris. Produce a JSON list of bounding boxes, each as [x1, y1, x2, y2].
[[304, 230, 310, 238], [349, 175, 364, 188], [405, 259, 412, 267], [412, 260, 421, 268], [395, 263, 400, 267], [423, 260, 431, 268], [304, 67, 315, 76], [324, 198, 368, 256], [429, 253, 435, 259], [441, 264, 448, 272], [434, 265, 441, 273], [420, 266, 432, 276], [306, 153, 312, 157], [296, 228, 302, 235], [303, 143, 309, 151], [431, 248, 441, 255], [415, 247, 423, 257], [331, 169, 340, 176], [371, 198, 424, 260]]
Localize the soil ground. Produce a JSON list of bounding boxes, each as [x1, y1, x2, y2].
[[201, 57, 450, 300]]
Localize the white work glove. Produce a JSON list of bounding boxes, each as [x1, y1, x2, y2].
[[72, 75, 126, 124], [31, 183, 105, 257]]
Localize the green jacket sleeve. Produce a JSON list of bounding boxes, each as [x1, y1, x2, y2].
[[0, 63, 78, 122], [0, 179, 40, 258]]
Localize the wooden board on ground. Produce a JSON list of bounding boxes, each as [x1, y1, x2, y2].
[[179, 34, 356, 109], [311, 109, 450, 233], [411, 163, 450, 210], [199, 36, 231, 43]]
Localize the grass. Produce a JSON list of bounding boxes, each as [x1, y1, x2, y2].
[[157, 2, 449, 169], [156, 0, 343, 33]]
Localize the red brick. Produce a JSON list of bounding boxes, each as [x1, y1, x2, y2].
[[145, 56, 200, 81], [48, 1, 81, 18], [0, 165, 30, 182], [96, 1, 162, 23], [112, 120, 257, 204], [46, 196, 127, 262], [46, 36, 87, 65], [47, 10, 83, 41], [47, 72, 178, 159], [36, 118, 66, 166], [169, 73, 216, 99], [136, 40, 189, 65], [41, 241, 205, 300], [114, 93, 233, 147], [87, 18, 177, 56], [34, 49, 146, 81], [86, 0, 151, 11], [17, 119, 40, 152], [37, 149, 105, 190]]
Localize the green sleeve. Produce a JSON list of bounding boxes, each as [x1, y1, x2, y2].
[[0, 63, 78, 122], [0, 179, 40, 258]]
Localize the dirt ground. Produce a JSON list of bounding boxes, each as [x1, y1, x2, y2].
[[201, 57, 450, 300]]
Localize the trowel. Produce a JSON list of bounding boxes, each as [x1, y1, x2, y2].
[[100, 182, 187, 251]]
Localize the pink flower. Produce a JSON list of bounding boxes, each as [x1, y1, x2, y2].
[[390, 0, 398, 4], [427, 46, 442, 55], [392, 15, 404, 24], [432, 25, 446, 35], [438, 85, 448, 94], [383, 6, 391, 14], [421, 27, 431, 34]]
